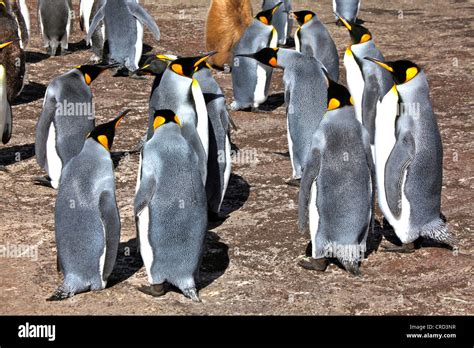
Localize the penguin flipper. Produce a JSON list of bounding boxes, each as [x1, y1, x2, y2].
[[385, 130, 415, 218], [35, 88, 57, 168], [134, 159, 157, 217], [2, 102, 12, 145], [361, 127, 376, 234], [98, 189, 121, 280], [298, 146, 321, 235], [126, 2, 161, 41], [361, 77, 379, 143], [86, 2, 106, 45]]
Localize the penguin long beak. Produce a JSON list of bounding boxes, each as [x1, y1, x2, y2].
[[235, 53, 256, 59], [114, 109, 132, 129], [320, 67, 332, 88], [336, 13, 352, 31], [364, 57, 394, 72], [0, 38, 20, 49], [272, 2, 283, 14], [193, 51, 218, 68]]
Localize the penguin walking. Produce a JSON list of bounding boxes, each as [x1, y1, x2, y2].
[[135, 109, 207, 302], [38, 0, 74, 56], [146, 53, 216, 184], [237, 48, 327, 182], [205, 0, 253, 69], [333, 0, 361, 24], [338, 16, 392, 152], [292, 10, 339, 81], [35, 64, 114, 189], [87, 0, 161, 73], [48, 111, 128, 301], [0, 1, 25, 101], [298, 71, 374, 275], [365, 58, 456, 252], [262, 0, 292, 46], [230, 3, 281, 111], [0, 39, 17, 145]]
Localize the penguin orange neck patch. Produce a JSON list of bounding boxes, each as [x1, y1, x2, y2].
[[328, 98, 341, 111], [405, 67, 418, 82], [97, 135, 109, 150]]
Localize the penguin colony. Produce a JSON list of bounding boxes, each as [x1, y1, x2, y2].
[[0, 0, 456, 302]]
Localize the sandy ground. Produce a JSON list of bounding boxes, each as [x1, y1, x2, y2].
[[0, 0, 473, 315]]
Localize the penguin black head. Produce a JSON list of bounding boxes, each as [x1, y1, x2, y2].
[[152, 109, 182, 131], [137, 54, 175, 76], [74, 64, 116, 85], [88, 109, 130, 151], [364, 57, 421, 85], [321, 68, 353, 111], [255, 2, 282, 25], [337, 15, 372, 45], [292, 10, 315, 26], [236, 48, 279, 68], [168, 52, 216, 78]]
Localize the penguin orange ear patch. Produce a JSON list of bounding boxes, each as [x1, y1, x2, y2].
[[153, 116, 166, 130], [350, 96, 354, 105], [360, 34, 372, 43], [269, 57, 278, 67], [174, 115, 182, 127], [304, 14, 313, 23], [98, 135, 109, 150], [84, 73, 92, 85], [259, 16, 269, 25], [328, 98, 341, 111], [406, 67, 418, 82], [171, 64, 184, 76]]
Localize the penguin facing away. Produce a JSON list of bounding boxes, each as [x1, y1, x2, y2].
[[230, 2, 281, 111], [0, 1, 25, 101], [237, 47, 327, 181], [146, 53, 216, 185], [35, 64, 115, 189], [135, 109, 207, 302], [365, 58, 456, 252], [298, 72, 374, 275], [333, 0, 361, 24], [87, 0, 161, 73], [80, 0, 94, 34], [87, 0, 107, 63], [262, 0, 293, 46], [0, 39, 17, 144], [205, 0, 253, 69], [38, 0, 74, 56], [338, 16, 392, 152], [292, 10, 339, 81], [48, 110, 129, 301], [6, 0, 29, 48]]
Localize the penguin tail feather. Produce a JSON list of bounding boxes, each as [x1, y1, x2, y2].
[[420, 218, 457, 247], [340, 260, 361, 277], [182, 288, 201, 303], [46, 285, 74, 301]]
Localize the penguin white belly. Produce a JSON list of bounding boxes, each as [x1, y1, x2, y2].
[[270, 27, 278, 48], [65, 7, 72, 47], [0, 66, 10, 138], [394, 171, 412, 243], [344, 50, 364, 124], [134, 21, 144, 69], [99, 219, 107, 289], [38, 9, 46, 46], [309, 181, 319, 259], [137, 207, 154, 283], [294, 28, 301, 52], [286, 116, 296, 178], [191, 79, 209, 161], [253, 63, 268, 106], [19, 0, 30, 34], [80, 0, 94, 34], [220, 135, 232, 209], [46, 123, 62, 189]]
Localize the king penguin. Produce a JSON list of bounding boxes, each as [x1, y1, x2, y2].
[[80, 0, 95, 34], [292, 10, 339, 81], [87, 0, 161, 73], [146, 53, 216, 185], [298, 71, 374, 275], [135, 109, 207, 302], [237, 48, 327, 182], [6, 0, 29, 48], [48, 110, 128, 301], [333, 0, 361, 24], [0, 1, 25, 101], [35, 64, 114, 189], [38, 0, 74, 56], [230, 2, 281, 111], [338, 16, 392, 153], [262, 0, 292, 46], [0, 39, 17, 144], [365, 57, 456, 252]]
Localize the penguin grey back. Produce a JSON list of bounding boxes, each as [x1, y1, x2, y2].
[[262, 0, 292, 45], [334, 0, 360, 22], [38, 0, 73, 55]]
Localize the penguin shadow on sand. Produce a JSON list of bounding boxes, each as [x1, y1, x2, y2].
[[26, 51, 50, 64], [107, 238, 143, 287], [0, 143, 35, 170], [258, 92, 285, 112], [13, 82, 47, 105]]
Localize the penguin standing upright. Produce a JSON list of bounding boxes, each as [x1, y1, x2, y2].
[[205, 0, 253, 69], [87, 0, 106, 63], [237, 48, 327, 182], [194, 61, 233, 220], [338, 16, 392, 152], [87, 0, 161, 73], [230, 3, 281, 111], [333, 0, 361, 24], [6, 0, 29, 48], [262, 0, 292, 46], [135, 109, 207, 302], [146, 53, 216, 184], [38, 0, 73, 56], [293, 10, 339, 81], [80, 0, 94, 34], [0, 39, 17, 145], [365, 58, 456, 252], [0, 1, 25, 101], [35, 64, 114, 189], [48, 111, 128, 301], [298, 72, 374, 275]]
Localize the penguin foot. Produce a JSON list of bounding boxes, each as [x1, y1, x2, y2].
[[88, 54, 102, 64], [138, 283, 167, 297], [47, 286, 73, 301], [341, 260, 362, 276], [286, 178, 301, 187], [228, 101, 249, 111], [297, 256, 329, 272], [182, 288, 201, 303], [382, 242, 416, 253], [33, 176, 53, 188]]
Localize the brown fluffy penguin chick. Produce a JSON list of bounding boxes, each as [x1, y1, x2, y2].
[[205, 0, 253, 69]]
